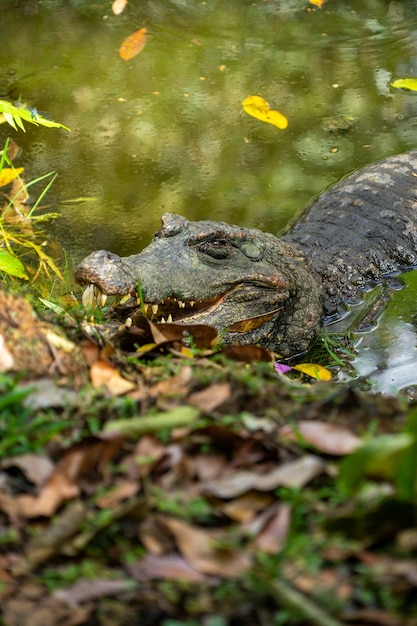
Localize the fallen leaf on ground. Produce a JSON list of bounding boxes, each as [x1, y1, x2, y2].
[[279, 421, 362, 455], [188, 382, 232, 412], [293, 362, 332, 381], [203, 454, 325, 498], [1, 453, 54, 486], [95, 480, 138, 509], [252, 503, 292, 553], [90, 359, 136, 395], [218, 492, 274, 523], [0, 333, 14, 370], [128, 553, 207, 582], [161, 516, 252, 577], [53, 578, 135, 607]]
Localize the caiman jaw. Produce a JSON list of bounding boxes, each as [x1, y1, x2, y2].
[[140, 294, 225, 324], [82, 284, 225, 324]]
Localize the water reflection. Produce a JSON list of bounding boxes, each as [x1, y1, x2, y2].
[[353, 320, 417, 395]]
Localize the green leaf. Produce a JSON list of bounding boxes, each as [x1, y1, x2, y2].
[[103, 406, 199, 437], [0, 250, 28, 279], [390, 77, 417, 93], [339, 433, 413, 493], [0, 100, 71, 132]]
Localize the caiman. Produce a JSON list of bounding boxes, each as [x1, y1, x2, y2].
[[75, 150, 417, 356]]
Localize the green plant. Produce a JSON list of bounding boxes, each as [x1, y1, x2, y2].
[[0, 374, 72, 456], [0, 100, 70, 286], [0, 99, 70, 132]]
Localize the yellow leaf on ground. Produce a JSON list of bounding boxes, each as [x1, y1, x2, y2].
[[390, 77, 417, 93], [0, 167, 24, 187], [119, 27, 147, 61], [293, 363, 332, 381], [242, 96, 288, 129], [309, 0, 324, 7]]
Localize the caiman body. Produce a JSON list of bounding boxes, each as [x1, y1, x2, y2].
[[75, 150, 417, 356]]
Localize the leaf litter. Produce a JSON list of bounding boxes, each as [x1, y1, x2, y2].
[[0, 297, 416, 625]]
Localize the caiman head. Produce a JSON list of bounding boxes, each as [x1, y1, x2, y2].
[[75, 213, 323, 356]]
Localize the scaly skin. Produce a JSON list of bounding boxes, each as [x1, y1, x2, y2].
[[75, 150, 417, 356]]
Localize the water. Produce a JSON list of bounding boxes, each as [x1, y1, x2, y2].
[[2, 0, 417, 392]]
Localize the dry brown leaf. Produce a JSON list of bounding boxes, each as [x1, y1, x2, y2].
[[148, 365, 192, 398], [187, 452, 226, 482], [128, 553, 207, 582], [0, 556, 16, 601], [221, 345, 273, 362], [139, 517, 177, 555], [95, 480, 138, 509], [203, 454, 325, 498], [0, 333, 14, 370], [130, 315, 217, 350], [218, 492, 274, 523], [90, 359, 136, 395], [252, 504, 291, 553], [13, 473, 79, 518], [90, 359, 116, 387], [80, 340, 100, 366], [161, 516, 252, 577], [291, 567, 352, 600], [0, 439, 124, 519], [279, 421, 362, 455], [122, 435, 167, 480], [1, 453, 54, 486], [188, 382, 232, 412], [53, 578, 134, 607]]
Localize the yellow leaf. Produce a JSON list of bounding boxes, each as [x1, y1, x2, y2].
[[119, 27, 147, 61], [135, 342, 157, 354], [0, 167, 24, 187], [390, 77, 417, 93], [293, 363, 332, 381], [242, 96, 288, 130], [309, 0, 324, 7]]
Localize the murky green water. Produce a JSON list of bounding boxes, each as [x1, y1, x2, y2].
[[2, 0, 417, 392]]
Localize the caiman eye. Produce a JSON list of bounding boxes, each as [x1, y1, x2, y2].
[[198, 240, 232, 260]]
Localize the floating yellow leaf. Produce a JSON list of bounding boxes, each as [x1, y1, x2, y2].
[[309, 0, 324, 7], [0, 167, 24, 188], [242, 96, 288, 130], [390, 77, 417, 93], [119, 27, 147, 61], [293, 363, 332, 381]]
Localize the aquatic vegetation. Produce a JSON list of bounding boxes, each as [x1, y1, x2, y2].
[[0, 101, 70, 285], [0, 99, 70, 133]]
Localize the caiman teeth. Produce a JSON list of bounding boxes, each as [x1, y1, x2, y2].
[[82, 284, 109, 308], [143, 294, 223, 324], [119, 293, 133, 305]]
